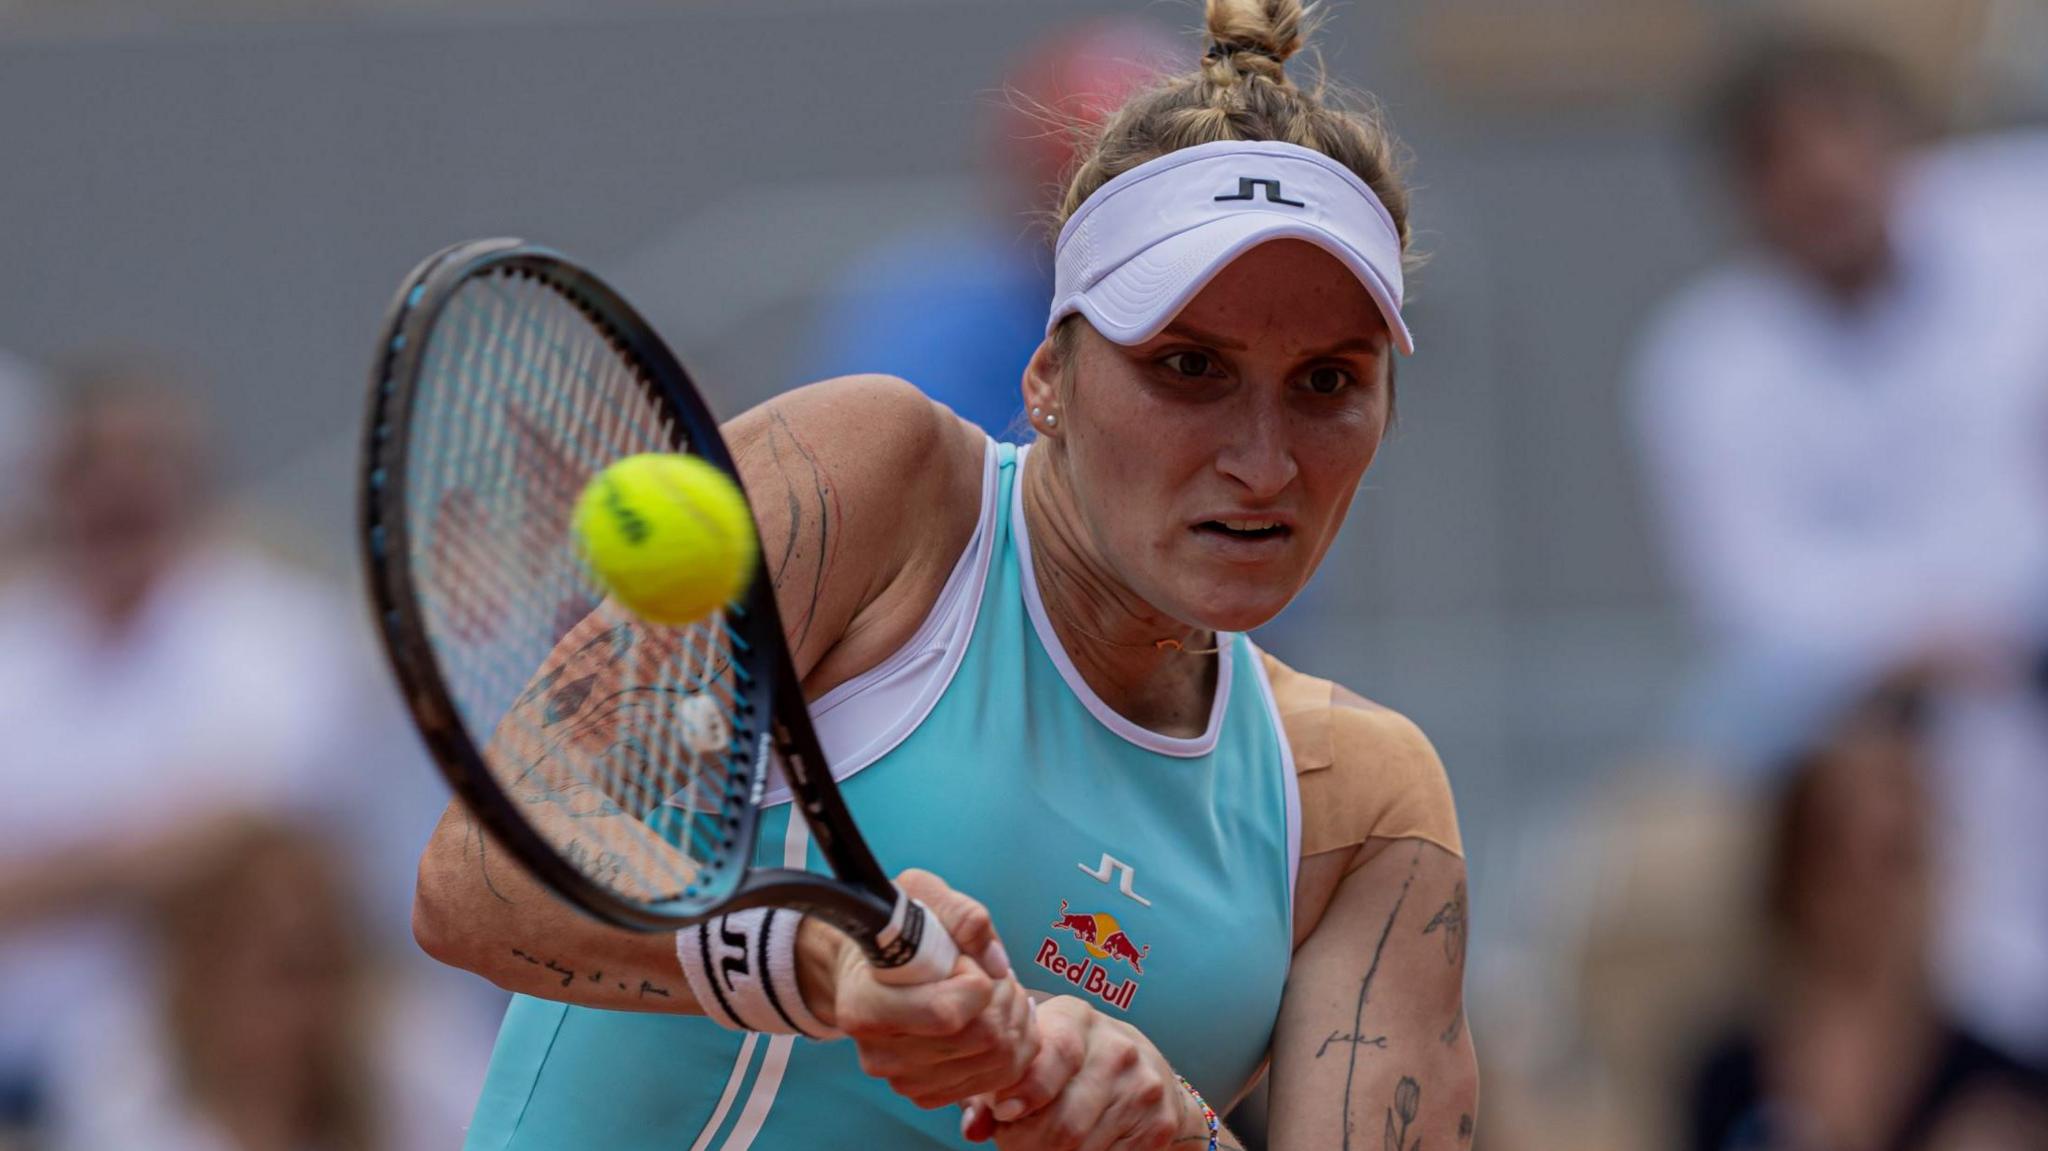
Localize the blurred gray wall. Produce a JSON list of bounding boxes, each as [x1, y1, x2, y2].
[[0, 2, 1729, 944]]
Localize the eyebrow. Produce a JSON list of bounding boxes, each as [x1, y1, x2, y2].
[[1302, 335, 1390, 358], [1160, 324, 1387, 359], [1158, 322, 1250, 351]]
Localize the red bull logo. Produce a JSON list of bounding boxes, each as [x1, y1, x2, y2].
[[1050, 901, 1100, 945], [1097, 929, 1148, 974], [1037, 899, 1148, 1012]]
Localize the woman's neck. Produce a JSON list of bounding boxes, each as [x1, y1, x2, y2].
[[1021, 446, 1218, 739]]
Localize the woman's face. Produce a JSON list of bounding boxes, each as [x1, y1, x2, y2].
[[1033, 239, 1393, 632]]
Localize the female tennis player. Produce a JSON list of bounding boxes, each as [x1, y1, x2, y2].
[[413, 2, 1476, 1147]]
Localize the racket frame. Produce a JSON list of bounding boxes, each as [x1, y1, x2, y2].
[[360, 238, 926, 965]]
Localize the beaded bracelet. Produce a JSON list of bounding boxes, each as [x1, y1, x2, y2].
[[1177, 1074, 1219, 1151]]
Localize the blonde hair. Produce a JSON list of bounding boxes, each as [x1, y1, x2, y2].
[[1056, 0, 1411, 246], [1045, 0, 1413, 394]]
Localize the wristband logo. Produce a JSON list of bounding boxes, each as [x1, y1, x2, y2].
[[717, 920, 751, 991], [1036, 899, 1148, 1012]]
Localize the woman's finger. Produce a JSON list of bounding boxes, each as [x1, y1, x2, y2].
[[839, 962, 995, 1040], [989, 997, 1088, 1122], [995, 1006, 1124, 1150]]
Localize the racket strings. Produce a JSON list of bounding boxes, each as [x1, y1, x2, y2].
[[405, 269, 757, 905], [466, 275, 741, 893]]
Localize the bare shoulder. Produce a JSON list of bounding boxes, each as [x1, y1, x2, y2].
[[1261, 651, 1462, 862], [726, 374, 984, 507], [723, 375, 987, 688]]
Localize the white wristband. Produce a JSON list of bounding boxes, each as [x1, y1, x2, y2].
[[676, 908, 840, 1040]]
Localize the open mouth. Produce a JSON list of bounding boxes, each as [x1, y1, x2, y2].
[[1195, 519, 1291, 542]]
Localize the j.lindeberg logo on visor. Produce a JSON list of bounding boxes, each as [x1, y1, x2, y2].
[[1214, 177, 1305, 207]]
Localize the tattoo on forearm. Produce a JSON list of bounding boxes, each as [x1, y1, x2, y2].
[[543, 673, 596, 726], [508, 949, 671, 999], [1386, 1077, 1420, 1151], [1324, 844, 1422, 1151]]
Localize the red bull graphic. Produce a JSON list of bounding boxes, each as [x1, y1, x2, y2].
[[1050, 901, 1100, 945], [1097, 929, 1148, 975], [1037, 899, 1148, 1012]]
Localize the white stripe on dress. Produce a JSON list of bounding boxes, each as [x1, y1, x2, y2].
[[687, 1032, 760, 1151], [716, 809, 815, 1149]]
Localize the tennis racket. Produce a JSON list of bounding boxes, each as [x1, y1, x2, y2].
[[359, 237, 957, 984]]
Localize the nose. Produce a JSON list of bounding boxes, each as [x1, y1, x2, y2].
[[1213, 394, 1298, 500]]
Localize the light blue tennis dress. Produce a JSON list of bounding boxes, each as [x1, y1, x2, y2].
[[463, 440, 1302, 1150]]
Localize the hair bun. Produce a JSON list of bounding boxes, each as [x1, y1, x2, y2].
[[1203, 0, 1307, 81]]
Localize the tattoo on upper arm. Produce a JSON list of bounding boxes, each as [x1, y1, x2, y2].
[[1423, 880, 1469, 1047], [763, 410, 839, 653], [1459, 1112, 1474, 1142], [1386, 1077, 1420, 1151], [1422, 882, 1465, 967], [1318, 844, 1422, 1150], [462, 810, 515, 905]]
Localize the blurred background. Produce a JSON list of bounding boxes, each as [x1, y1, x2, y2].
[[2, 0, 2045, 1148]]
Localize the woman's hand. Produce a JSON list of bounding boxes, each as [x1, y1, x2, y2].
[[977, 996, 1209, 1151], [800, 870, 1039, 1110]]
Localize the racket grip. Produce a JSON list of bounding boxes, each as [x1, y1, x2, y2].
[[869, 897, 961, 986]]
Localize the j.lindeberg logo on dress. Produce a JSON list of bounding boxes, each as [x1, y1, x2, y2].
[[1078, 852, 1152, 907], [1214, 177, 1305, 207]]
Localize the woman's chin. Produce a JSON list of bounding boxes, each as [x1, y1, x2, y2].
[[1180, 589, 1297, 636]]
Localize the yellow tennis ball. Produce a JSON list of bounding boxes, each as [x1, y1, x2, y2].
[[572, 453, 758, 627]]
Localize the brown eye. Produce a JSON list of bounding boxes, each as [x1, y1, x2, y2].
[[1162, 351, 1214, 378], [1305, 366, 1353, 395]]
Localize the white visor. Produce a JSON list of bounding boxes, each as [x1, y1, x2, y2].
[[1048, 139, 1412, 355]]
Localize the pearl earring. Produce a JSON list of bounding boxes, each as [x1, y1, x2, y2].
[[1045, 412, 1057, 427]]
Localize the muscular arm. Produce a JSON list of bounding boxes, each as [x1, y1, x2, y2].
[[411, 375, 984, 1009], [1268, 838, 1477, 1150]]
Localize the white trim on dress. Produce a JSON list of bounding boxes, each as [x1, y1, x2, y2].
[[1011, 444, 1231, 759], [1243, 641, 1302, 926], [754, 437, 1001, 807]]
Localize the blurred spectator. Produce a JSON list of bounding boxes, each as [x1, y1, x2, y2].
[[0, 350, 49, 564], [75, 820, 379, 1151], [803, 17, 1178, 436], [0, 364, 495, 1150], [1689, 675, 2048, 1151], [1472, 775, 1764, 1151], [1629, 33, 2048, 1062]]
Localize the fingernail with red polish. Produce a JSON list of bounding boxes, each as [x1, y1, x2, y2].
[[960, 1102, 990, 1142]]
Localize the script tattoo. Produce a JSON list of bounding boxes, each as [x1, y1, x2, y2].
[[509, 949, 672, 999], [1322, 844, 1422, 1151]]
